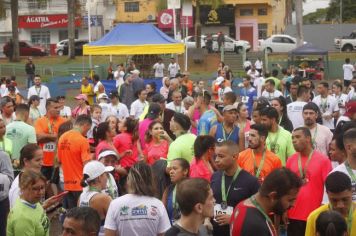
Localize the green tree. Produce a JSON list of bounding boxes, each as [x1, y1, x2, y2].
[[326, 0, 356, 23], [194, 0, 222, 48]]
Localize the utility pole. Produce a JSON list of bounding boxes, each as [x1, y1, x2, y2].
[[10, 0, 20, 62], [295, 0, 304, 46]]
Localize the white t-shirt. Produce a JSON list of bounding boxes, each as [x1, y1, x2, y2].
[[27, 85, 51, 115], [332, 93, 348, 116], [255, 60, 263, 69], [9, 174, 20, 208], [153, 63, 165, 78], [287, 101, 307, 129], [261, 90, 283, 102], [168, 63, 180, 78], [217, 87, 233, 102], [347, 88, 356, 102], [99, 102, 112, 122], [312, 95, 339, 129], [309, 124, 333, 157], [109, 103, 129, 120], [94, 81, 105, 94], [130, 100, 149, 119], [336, 116, 351, 126], [246, 69, 260, 82], [343, 64, 354, 81], [60, 106, 71, 118], [331, 163, 356, 201], [114, 70, 125, 88], [166, 102, 186, 114], [104, 194, 171, 235], [254, 77, 265, 98]]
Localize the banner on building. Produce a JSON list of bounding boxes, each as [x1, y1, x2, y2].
[[180, 15, 193, 28], [158, 9, 174, 29], [200, 5, 234, 26], [18, 14, 81, 29]]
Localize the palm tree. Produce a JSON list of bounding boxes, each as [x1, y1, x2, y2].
[[194, 0, 222, 48]]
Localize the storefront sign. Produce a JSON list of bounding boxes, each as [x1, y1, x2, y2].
[[200, 5, 234, 26], [18, 14, 81, 29], [158, 9, 174, 29]]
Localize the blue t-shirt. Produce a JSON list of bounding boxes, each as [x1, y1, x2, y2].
[[215, 123, 240, 144], [240, 87, 257, 116], [197, 109, 217, 135]]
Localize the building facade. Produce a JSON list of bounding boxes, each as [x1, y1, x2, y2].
[[0, 0, 116, 56]]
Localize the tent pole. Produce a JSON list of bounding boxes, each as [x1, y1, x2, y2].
[[185, 17, 188, 71]]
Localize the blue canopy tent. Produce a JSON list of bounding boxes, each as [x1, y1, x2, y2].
[[83, 23, 185, 55]]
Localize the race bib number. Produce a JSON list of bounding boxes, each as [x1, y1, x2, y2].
[[44, 142, 56, 152], [241, 96, 249, 103], [214, 204, 233, 218]]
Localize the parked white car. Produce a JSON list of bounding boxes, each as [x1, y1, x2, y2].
[[182, 35, 250, 53], [55, 39, 68, 56], [258, 34, 301, 53]]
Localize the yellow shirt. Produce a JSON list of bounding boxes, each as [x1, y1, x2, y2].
[[81, 84, 94, 105], [305, 203, 356, 236]]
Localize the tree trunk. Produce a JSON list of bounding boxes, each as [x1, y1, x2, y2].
[[195, 1, 201, 48], [295, 0, 304, 46], [11, 0, 20, 62], [67, 0, 76, 59], [285, 0, 292, 25]]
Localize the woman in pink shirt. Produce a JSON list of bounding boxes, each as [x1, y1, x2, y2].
[[143, 121, 171, 165], [94, 121, 117, 158], [237, 102, 251, 149], [189, 135, 215, 182], [138, 103, 161, 151]]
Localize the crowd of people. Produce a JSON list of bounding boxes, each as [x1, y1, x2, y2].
[[0, 56, 356, 236]]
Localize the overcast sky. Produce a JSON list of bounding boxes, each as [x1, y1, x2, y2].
[[303, 0, 331, 15]]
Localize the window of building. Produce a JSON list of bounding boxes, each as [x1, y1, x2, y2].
[[31, 30, 50, 48], [59, 30, 79, 41], [240, 8, 253, 16], [258, 8, 267, 16], [27, 0, 47, 9], [258, 24, 268, 39], [124, 2, 139, 12]]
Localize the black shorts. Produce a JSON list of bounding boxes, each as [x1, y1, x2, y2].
[[63, 191, 82, 210], [344, 80, 351, 88]]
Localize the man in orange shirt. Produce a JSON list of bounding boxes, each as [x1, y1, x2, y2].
[[35, 98, 66, 180], [58, 114, 92, 209], [238, 124, 282, 183]]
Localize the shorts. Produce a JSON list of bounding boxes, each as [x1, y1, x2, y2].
[[41, 166, 54, 180], [63, 191, 82, 210], [344, 80, 351, 88]]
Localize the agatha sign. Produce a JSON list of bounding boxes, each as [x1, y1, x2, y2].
[[18, 14, 81, 28]]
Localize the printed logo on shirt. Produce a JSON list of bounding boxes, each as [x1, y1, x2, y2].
[[150, 206, 158, 216], [41, 211, 50, 234], [120, 206, 130, 216], [6, 128, 23, 139], [131, 204, 148, 216]]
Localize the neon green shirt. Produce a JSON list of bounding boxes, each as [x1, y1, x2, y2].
[[266, 126, 295, 166], [7, 198, 49, 236], [6, 121, 37, 160], [167, 133, 196, 166], [0, 136, 12, 158]]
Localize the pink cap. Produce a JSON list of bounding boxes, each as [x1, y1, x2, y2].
[[75, 94, 88, 101]]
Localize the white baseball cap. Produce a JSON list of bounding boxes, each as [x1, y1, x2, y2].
[[215, 76, 225, 85], [83, 161, 114, 181], [130, 69, 140, 74], [97, 93, 109, 100], [97, 150, 119, 161]]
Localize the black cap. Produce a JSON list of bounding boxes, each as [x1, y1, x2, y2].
[[151, 94, 165, 103], [109, 90, 119, 99], [173, 113, 191, 131], [147, 103, 161, 119]]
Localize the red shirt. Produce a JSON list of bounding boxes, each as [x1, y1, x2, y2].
[[189, 158, 213, 182], [143, 140, 169, 165], [286, 150, 332, 221], [113, 132, 138, 169]]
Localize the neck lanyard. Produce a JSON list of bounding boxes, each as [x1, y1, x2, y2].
[[345, 161, 356, 183], [221, 167, 240, 206], [172, 186, 178, 209], [320, 97, 328, 112], [278, 115, 283, 125], [46, 116, 55, 134], [222, 124, 235, 141], [250, 196, 277, 236], [268, 128, 280, 153], [35, 86, 41, 96], [252, 149, 266, 179], [298, 150, 314, 183], [311, 125, 318, 147], [89, 186, 101, 192]]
